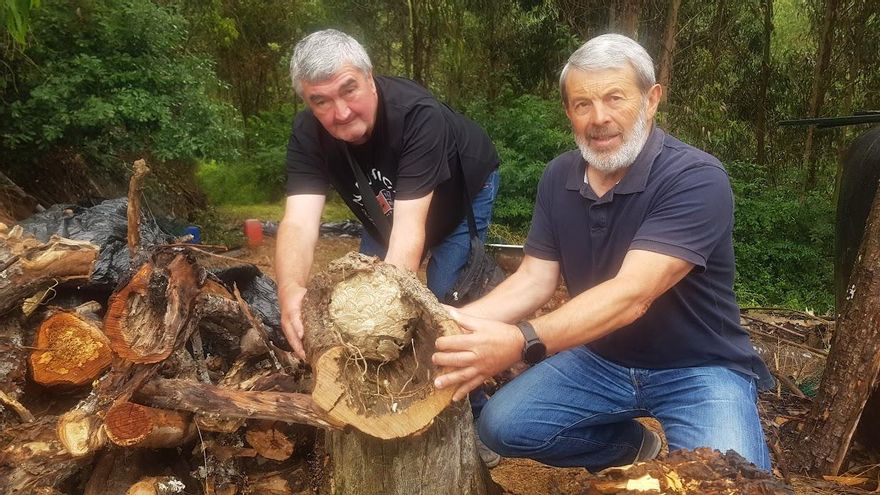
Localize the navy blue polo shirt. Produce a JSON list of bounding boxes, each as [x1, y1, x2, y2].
[[526, 127, 771, 386]]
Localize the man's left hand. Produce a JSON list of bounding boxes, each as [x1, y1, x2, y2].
[[432, 308, 524, 401]]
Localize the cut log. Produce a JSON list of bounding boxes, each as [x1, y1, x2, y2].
[[245, 420, 295, 461], [0, 415, 93, 493], [137, 378, 342, 429], [0, 227, 98, 315], [105, 401, 194, 448], [303, 253, 459, 439], [104, 253, 202, 363], [57, 391, 109, 456], [302, 253, 492, 495], [29, 308, 112, 387], [0, 317, 31, 423]]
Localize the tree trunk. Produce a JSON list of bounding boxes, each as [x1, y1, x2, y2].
[[328, 400, 491, 495], [657, 0, 682, 104], [792, 184, 880, 475], [611, 0, 641, 39], [803, 0, 841, 190], [302, 253, 493, 495], [756, 0, 774, 170]]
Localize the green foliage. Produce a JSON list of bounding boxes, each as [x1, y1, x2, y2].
[[0, 0, 240, 175], [728, 161, 835, 313], [1, 0, 40, 44], [466, 94, 571, 230]]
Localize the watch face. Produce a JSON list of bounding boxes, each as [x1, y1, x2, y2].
[[524, 341, 547, 364]]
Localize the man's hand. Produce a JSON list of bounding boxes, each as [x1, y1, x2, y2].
[[432, 308, 525, 401], [279, 285, 309, 359]]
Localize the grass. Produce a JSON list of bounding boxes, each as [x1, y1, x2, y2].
[[213, 192, 356, 225]]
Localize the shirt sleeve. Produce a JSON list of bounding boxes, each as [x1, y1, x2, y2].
[[285, 114, 330, 196], [629, 163, 733, 269], [524, 163, 560, 261], [394, 102, 452, 200]]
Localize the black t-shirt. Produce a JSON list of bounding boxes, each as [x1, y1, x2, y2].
[[526, 128, 773, 389], [285, 76, 499, 248]]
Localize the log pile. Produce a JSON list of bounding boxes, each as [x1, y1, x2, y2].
[[0, 197, 489, 495], [0, 222, 338, 494]]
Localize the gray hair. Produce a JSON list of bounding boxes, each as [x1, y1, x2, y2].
[[559, 34, 655, 103], [290, 29, 373, 96]]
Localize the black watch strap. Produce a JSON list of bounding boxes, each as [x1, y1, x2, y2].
[[515, 321, 547, 364]]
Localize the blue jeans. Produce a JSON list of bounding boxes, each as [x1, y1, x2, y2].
[[477, 347, 771, 472], [359, 168, 501, 300]]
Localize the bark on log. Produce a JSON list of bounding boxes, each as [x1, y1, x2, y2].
[[105, 401, 195, 448], [29, 308, 112, 387], [327, 400, 492, 495], [0, 415, 93, 493], [137, 378, 342, 429], [792, 184, 880, 474], [302, 253, 492, 495], [127, 159, 150, 259], [0, 226, 98, 315]]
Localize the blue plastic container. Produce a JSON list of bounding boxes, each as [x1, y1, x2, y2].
[[184, 225, 201, 244]]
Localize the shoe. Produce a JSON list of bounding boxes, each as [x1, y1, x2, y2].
[[635, 427, 662, 462], [475, 433, 502, 468]]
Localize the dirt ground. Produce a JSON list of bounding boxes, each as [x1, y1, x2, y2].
[[240, 234, 872, 495]]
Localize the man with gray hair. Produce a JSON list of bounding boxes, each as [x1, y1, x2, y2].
[[276, 29, 502, 464], [431, 34, 773, 472]]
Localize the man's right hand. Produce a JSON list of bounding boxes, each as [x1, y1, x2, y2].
[[279, 285, 309, 359]]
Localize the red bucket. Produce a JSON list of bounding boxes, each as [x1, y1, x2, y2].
[[243, 219, 263, 247]]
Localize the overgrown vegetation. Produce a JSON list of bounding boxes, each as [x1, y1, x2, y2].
[[3, 0, 878, 314]]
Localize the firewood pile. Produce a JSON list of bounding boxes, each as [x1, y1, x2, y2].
[[0, 217, 341, 494], [0, 162, 344, 494]]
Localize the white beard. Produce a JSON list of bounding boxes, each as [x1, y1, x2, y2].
[[575, 101, 650, 173]]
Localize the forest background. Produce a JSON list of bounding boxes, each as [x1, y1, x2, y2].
[[1, 0, 878, 315]]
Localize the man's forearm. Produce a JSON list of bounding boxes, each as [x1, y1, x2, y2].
[[385, 227, 425, 273], [462, 267, 557, 323], [275, 220, 317, 294]]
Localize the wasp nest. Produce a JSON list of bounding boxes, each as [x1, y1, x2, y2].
[[328, 271, 419, 362]]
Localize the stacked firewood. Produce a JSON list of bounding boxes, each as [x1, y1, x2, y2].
[[0, 221, 340, 494]]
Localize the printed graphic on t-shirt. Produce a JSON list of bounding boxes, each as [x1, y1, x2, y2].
[[352, 167, 395, 217]]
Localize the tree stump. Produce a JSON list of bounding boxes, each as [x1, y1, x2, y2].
[[302, 253, 492, 495]]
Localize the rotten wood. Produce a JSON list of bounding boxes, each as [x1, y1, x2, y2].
[[303, 253, 491, 495], [303, 253, 459, 439]]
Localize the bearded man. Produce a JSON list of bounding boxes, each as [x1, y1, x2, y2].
[[431, 34, 773, 472]]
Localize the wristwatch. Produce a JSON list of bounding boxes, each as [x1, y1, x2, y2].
[[515, 321, 547, 365]]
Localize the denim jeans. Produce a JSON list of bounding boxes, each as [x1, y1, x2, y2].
[[359, 168, 501, 300], [477, 346, 771, 472]]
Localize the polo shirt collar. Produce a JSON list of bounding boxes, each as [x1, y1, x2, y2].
[[564, 126, 665, 196]]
